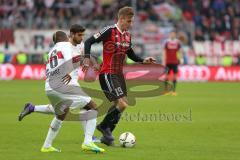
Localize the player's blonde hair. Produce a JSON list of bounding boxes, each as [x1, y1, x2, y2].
[[118, 6, 134, 18]]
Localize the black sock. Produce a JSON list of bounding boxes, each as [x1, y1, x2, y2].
[[109, 108, 122, 132], [164, 79, 168, 91], [173, 80, 177, 91], [99, 106, 121, 131]]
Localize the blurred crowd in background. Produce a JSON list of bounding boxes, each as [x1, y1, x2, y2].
[[1, 0, 240, 66]]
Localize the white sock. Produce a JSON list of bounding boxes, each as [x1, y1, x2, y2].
[[84, 118, 96, 145], [43, 117, 63, 148], [81, 120, 87, 133], [34, 104, 54, 114], [79, 109, 87, 133]]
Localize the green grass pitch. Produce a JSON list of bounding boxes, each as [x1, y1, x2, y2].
[[0, 80, 239, 160]]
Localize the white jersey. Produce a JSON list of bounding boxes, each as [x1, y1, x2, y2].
[[70, 42, 84, 86], [45, 42, 84, 91], [76, 42, 84, 56]]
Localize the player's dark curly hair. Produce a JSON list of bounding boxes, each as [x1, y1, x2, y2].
[[70, 24, 85, 33]]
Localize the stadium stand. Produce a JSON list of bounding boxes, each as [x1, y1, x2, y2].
[[0, 0, 240, 65]]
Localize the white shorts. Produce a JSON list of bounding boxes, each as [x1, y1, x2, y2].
[[46, 90, 91, 115]]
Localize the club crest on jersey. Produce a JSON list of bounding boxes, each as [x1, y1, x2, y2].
[[93, 32, 101, 39], [125, 35, 130, 41]]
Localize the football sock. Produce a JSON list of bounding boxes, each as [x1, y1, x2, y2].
[[173, 80, 177, 92], [43, 117, 62, 148], [99, 105, 121, 131], [34, 104, 54, 114], [164, 79, 168, 91], [81, 120, 87, 133], [84, 118, 96, 144]]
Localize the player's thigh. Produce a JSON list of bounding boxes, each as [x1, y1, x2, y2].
[[99, 73, 126, 102], [166, 64, 173, 74], [111, 74, 128, 108], [46, 90, 73, 116], [173, 64, 178, 74], [46, 90, 62, 106], [109, 74, 127, 98], [99, 74, 112, 98], [67, 94, 92, 111], [118, 74, 127, 96]]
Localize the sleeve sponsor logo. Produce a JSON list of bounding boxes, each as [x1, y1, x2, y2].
[[93, 32, 101, 39]]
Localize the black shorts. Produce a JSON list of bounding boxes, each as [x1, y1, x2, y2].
[[166, 64, 178, 74], [99, 73, 127, 102]]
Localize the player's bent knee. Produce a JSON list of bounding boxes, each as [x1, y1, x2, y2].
[[57, 108, 69, 121], [84, 100, 97, 110], [117, 99, 128, 110]]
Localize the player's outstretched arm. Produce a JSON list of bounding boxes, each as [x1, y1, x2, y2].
[[143, 57, 156, 64], [84, 37, 97, 58], [126, 48, 156, 64], [126, 48, 144, 63], [83, 27, 111, 71]]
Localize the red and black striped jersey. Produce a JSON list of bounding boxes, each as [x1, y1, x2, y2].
[[164, 38, 181, 65], [85, 24, 143, 74]]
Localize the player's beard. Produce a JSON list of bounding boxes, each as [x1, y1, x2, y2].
[[73, 38, 81, 45]]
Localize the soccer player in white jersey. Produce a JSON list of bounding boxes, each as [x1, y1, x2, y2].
[[19, 28, 104, 153], [18, 25, 98, 119]]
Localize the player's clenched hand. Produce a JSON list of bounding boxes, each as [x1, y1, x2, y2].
[[143, 57, 156, 64], [82, 58, 90, 72], [62, 74, 72, 85]]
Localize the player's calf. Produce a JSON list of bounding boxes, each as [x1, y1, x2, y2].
[[97, 101, 127, 145]]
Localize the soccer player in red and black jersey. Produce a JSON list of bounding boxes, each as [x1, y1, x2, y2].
[[83, 6, 156, 145], [163, 30, 182, 96]]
